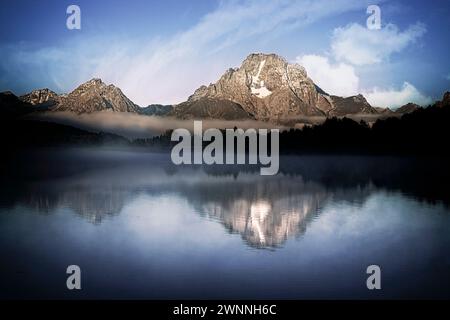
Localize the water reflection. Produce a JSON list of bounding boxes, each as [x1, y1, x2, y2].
[[1, 151, 381, 248], [1, 149, 450, 299]]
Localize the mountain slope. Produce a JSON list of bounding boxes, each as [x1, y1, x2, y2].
[[181, 53, 327, 120], [53, 78, 140, 114], [436, 91, 450, 108], [20, 89, 59, 109], [328, 94, 378, 116], [175, 53, 377, 120], [170, 98, 253, 120], [0, 91, 35, 119], [139, 104, 174, 116], [396, 103, 420, 114]]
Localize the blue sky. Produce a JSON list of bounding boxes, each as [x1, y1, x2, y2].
[[0, 0, 449, 108]]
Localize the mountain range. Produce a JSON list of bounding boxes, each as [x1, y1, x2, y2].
[[1, 53, 447, 123]]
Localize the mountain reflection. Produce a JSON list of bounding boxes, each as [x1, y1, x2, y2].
[[196, 180, 329, 248], [1, 156, 377, 248], [202, 197, 320, 248], [25, 187, 130, 224], [193, 179, 373, 247]]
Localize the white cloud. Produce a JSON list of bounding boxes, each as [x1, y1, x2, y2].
[[296, 54, 359, 97], [362, 82, 432, 108], [331, 22, 426, 65], [295, 54, 432, 108], [293, 19, 431, 107]]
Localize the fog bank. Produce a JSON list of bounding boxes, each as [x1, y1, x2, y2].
[[30, 111, 286, 139]]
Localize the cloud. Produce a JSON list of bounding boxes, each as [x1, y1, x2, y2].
[[96, 0, 369, 105], [293, 19, 431, 105], [331, 22, 426, 65], [362, 82, 432, 108], [296, 54, 359, 97], [30, 111, 285, 139], [297, 56, 432, 107], [0, 0, 369, 106], [296, 55, 431, 108]]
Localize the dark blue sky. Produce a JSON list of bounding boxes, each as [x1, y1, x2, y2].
[[1, 0, 449, 107]]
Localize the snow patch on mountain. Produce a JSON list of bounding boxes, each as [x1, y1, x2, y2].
[[250, 60, 272, 98]]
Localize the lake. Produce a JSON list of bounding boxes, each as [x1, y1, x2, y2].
[[1, 149, 449, 299]]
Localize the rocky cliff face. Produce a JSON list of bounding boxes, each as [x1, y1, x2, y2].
[[183, 53, 331, 120], [14, 53, 435, 121], [170, 98, 253, 120], [328, 94, 378, 116], [176, 53, 377, 120], [139, 104, 174, 116], [20, 89, 59, 108], [53, 78, 140, 114], [396, 103, 421, 114]]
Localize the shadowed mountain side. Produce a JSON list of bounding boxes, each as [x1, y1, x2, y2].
[[139, 104, 174, 116], [0, 91, 35, 118], [281, 91, 450, 155], [52, 78, 140, 113], [1, 119, 129, 150], [2, 90, 448, 158], [0, 90, 130, 149], [169, 98, 254, 120], [396, 103, 420, 114], [328, 94, 378, 116], [135, 91, 450, 156]]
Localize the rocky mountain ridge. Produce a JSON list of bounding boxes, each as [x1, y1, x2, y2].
[[52, 78, 140, 114], [2, 53, 445, 122], [178, 53, 337, 120], [20, 88, 58, 108]]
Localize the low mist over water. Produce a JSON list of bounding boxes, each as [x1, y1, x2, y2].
[[30, 112, 286, 139]]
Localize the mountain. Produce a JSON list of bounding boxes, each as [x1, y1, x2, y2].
[[396, 103, 421, 114], [172, 53, 378, 120], [374, 106, 395, 114], [328, 94, 378, 116], [139, 104, 173, 116], [0, 91, 35, 119], [395, 92, 449, 113], [52, 78, 140, 114], [169, 98, 253, 120], [8, 56, 446, 123], [436, 91, 450, 108], [20, 88, 59, 109], [3, 119, 129, 148], [0, 91, 129, 148]]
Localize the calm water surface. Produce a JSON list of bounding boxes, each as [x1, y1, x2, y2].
[[1, 149, 449, 299]]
